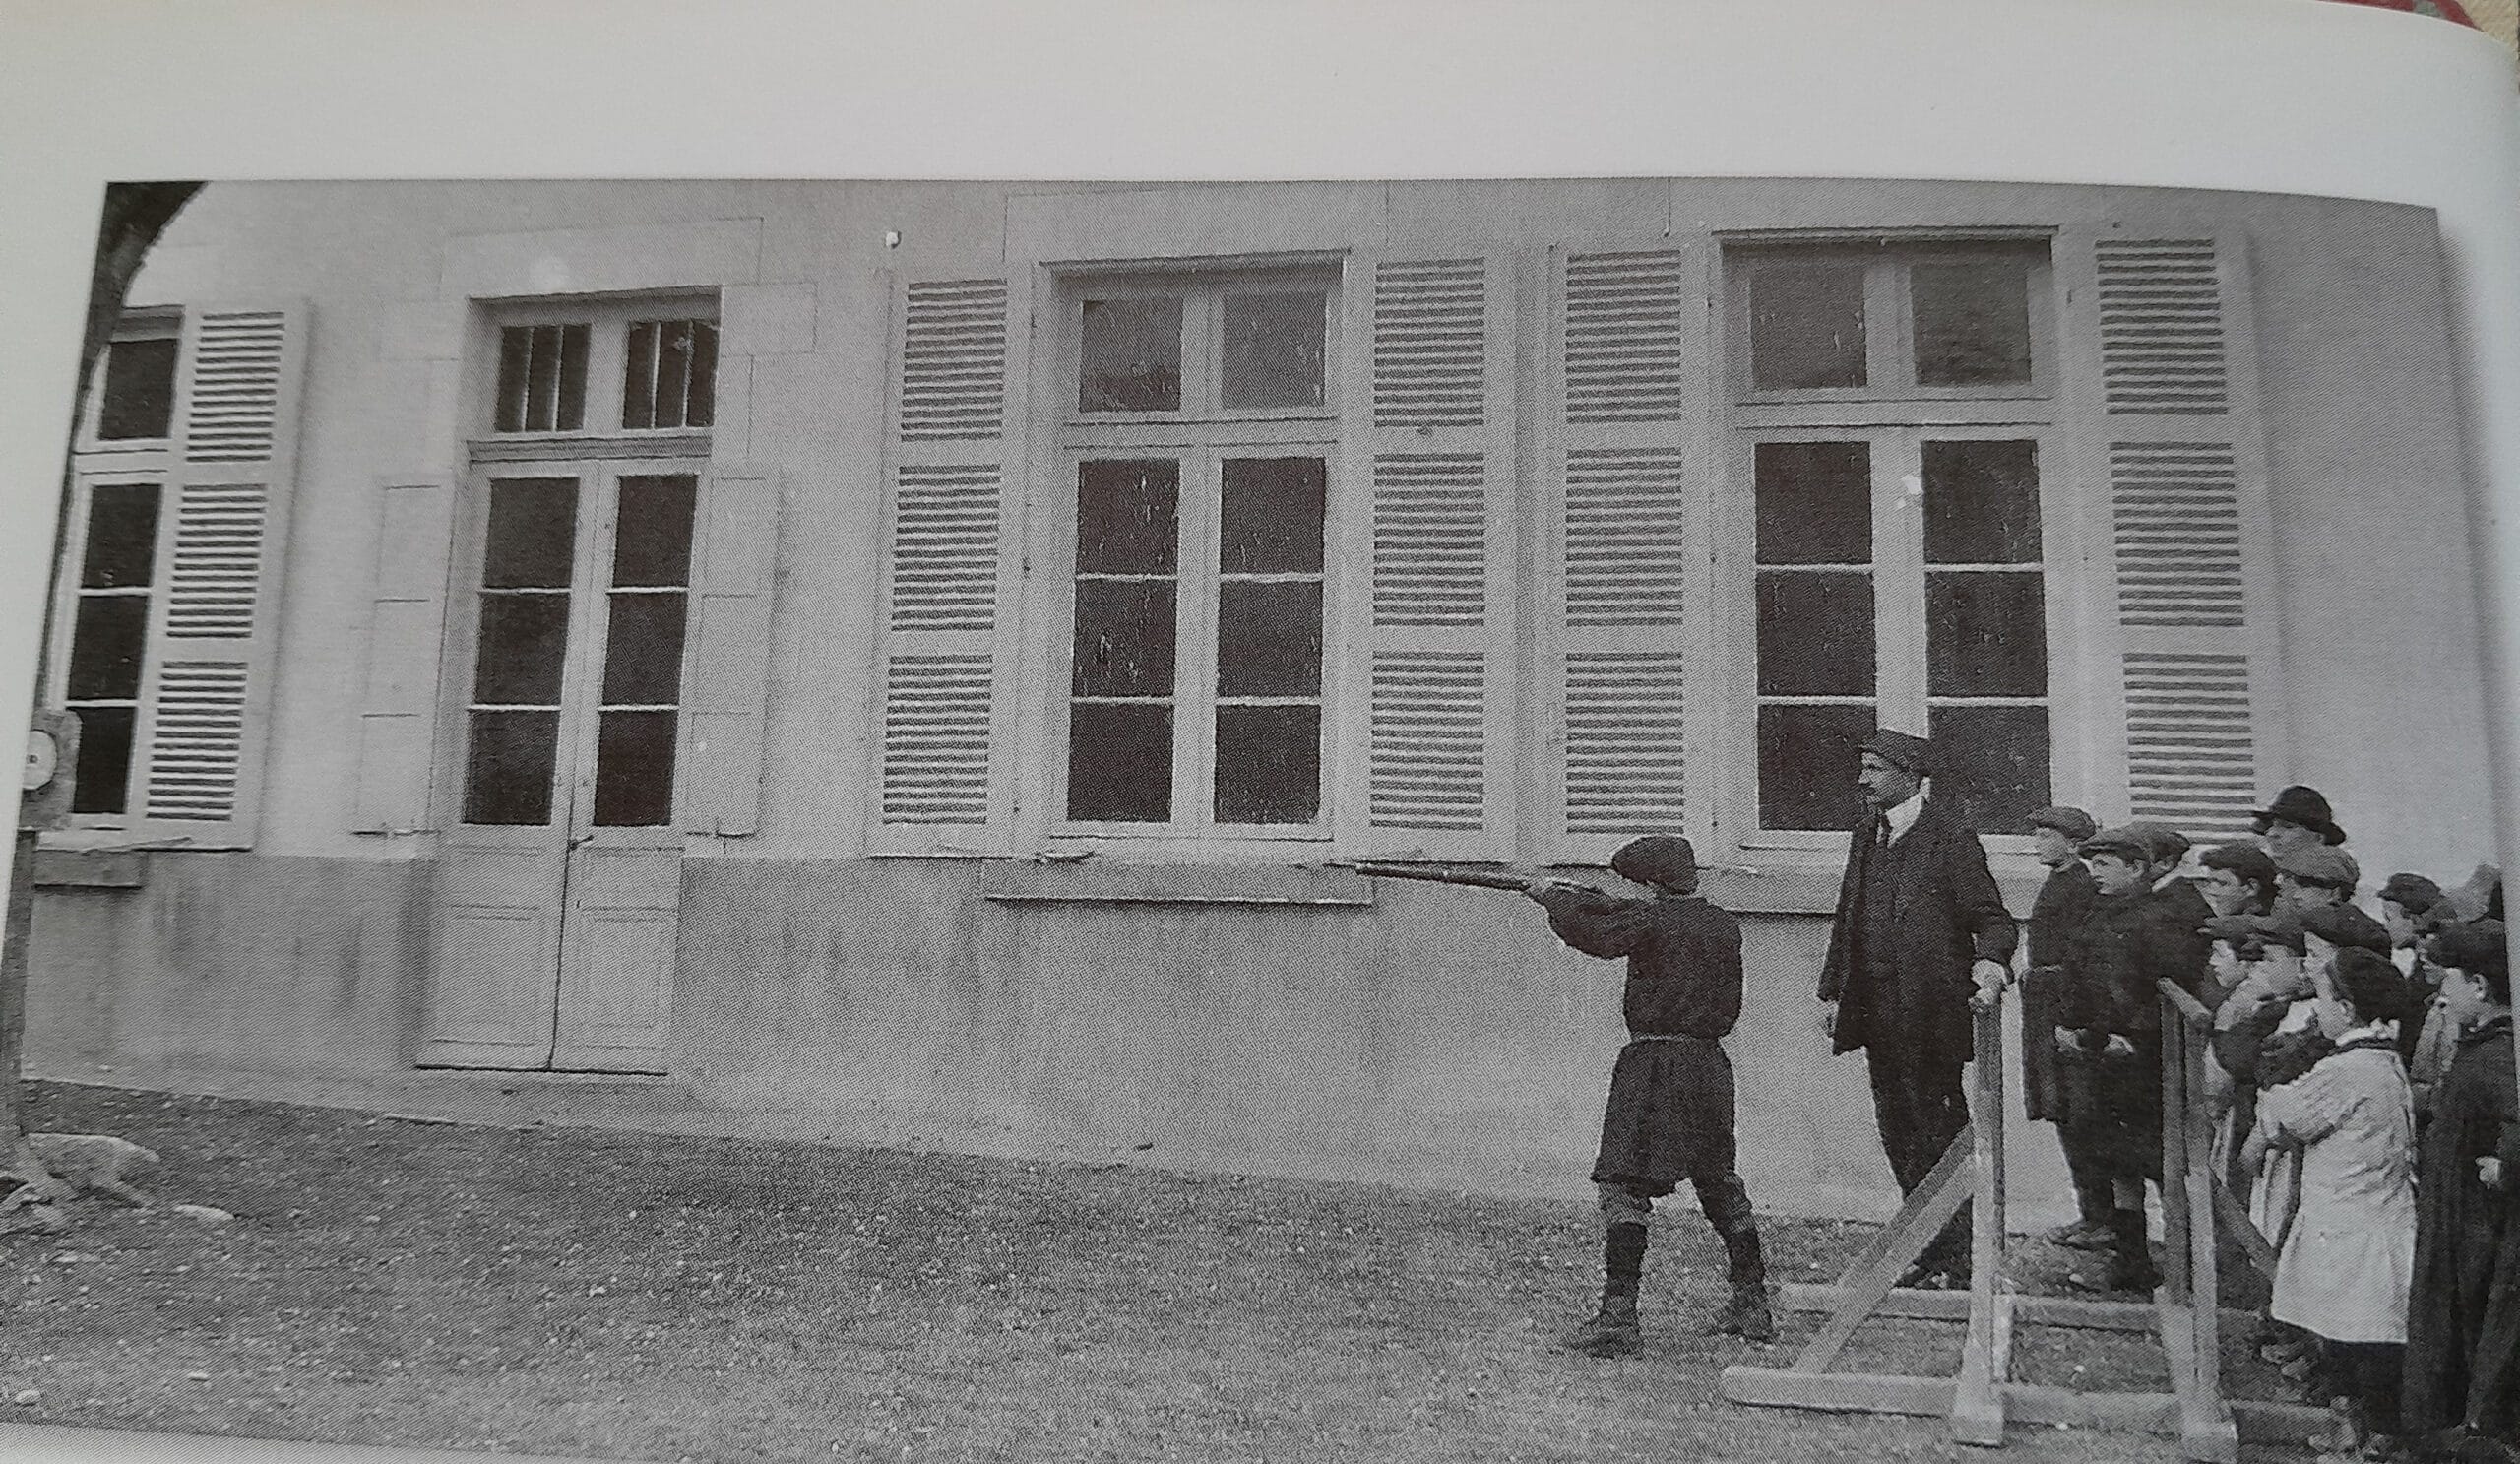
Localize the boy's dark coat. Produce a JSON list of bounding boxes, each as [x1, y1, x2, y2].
[[2020, 859, 2099, 1122], [2055, 881, 2212, 1177], [1537, 887, 1744, 1195], [2405, 1017, 2517, 1435]]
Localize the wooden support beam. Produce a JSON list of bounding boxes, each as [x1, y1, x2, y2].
[[2210, 1173, 2279, 1280], [1775, 1282, 2259, 1336], [2160, 1292, 2239, 1463], [1722, 1365, 1951, 1419], [1825, 1127, 1979, 1292], [1794, 1132, 1977, 1374]]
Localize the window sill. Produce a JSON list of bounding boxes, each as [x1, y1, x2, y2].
[[977, 861, 1371, 907], [32, 850, 147, 889]]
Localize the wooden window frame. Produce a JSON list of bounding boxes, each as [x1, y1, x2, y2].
[[468, 296, 719, 463], [1719, 235, 2074, 856], [1040, 265, 1345, 847]]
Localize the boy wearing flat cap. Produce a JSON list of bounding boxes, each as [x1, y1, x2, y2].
[[2055, 825, 2210, 1292], [1527, 834, 1773, 1354], [2277, 845, 2362, 918], [1819, 729, 2017, 1289], [2021, 806, 2105, 1247]]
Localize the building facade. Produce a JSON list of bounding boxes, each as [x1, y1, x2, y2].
[[24, 178, 2497, 1216]]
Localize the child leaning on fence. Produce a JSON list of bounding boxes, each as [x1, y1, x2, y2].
[[2242, 946, 2419, 1462]]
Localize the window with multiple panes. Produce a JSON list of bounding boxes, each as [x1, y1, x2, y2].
[[59, 316, 183, 817], [1730, 239, 2056, 837], [459, 300, 716, 831], [1058, 274, 1336, 831]]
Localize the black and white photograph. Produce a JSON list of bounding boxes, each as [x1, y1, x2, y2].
[[4, 5, 2520, 1464]]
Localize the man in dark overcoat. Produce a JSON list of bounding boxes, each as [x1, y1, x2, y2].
[[1818, 729, 2018, 1287]]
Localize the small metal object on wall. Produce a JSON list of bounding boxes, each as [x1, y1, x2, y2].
[[20, 708, 81, 831]]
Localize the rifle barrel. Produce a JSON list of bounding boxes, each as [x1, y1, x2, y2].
[[1347, 861, 1532, 891]]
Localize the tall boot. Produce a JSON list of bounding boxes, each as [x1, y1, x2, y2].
[[1699, 1176, 1774, 1342], [1563, 1221, 1646, 1357], [2106, 1207, 2161, 1295]]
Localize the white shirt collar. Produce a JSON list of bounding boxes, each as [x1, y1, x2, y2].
[[1880, 781, 1929, 844]]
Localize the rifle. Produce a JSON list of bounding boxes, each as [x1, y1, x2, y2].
[[1340, 861, 1589, 894]]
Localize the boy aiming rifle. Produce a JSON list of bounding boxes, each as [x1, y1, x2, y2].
[[1353, 836, 1774, 1355]]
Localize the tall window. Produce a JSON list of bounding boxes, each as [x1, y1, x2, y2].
[[59, 315, 182, 817], [1058, 274, 1336, 831], [459, 299, 715, 831], [1731, 240, 2056, 835]]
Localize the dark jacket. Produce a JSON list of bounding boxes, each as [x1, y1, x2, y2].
[[1820, 795, 2019, 1069], [1535, 888, 1742, 1040], [2061, 881, 2214, 1041], [2406, 1017, 2518, 1435], [2020, 860, 2099, 1122]]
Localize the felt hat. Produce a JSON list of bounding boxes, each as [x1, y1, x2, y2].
[[2245, 913, 2308, 956], [1609, 835, 1697, 895], [1860, 729, 1933, 777], [2198, 842, 2278, 887], [2300, 901, 2391, 955], [2329, 946, 2412, 1022], [2428, 920, 2509, 982], [2079, 825, 2153, 864], [2275, 844, 2361, 893], [2026, 805, 2099, 844], [2126, 821, 2191, 868], [2252, 785, 2347, 846], [2378, 873, 2446, 915], [2198, 914, 2260, 948]]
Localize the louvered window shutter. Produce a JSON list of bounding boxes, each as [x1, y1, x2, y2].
[[682, 469, 781, 836], [872, 278, 1014, 852], [350, 477, 458, 833], [127, 301, 308, 848], [1543, 244, 1702, 860], [2068, 230, 2281, 841], [1352, 256, 1515, 859]]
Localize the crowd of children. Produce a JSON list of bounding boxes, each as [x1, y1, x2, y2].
[[2020, 785, 2512, 1463]]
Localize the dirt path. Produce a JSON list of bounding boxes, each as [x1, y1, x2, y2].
[[4, 1082, 2294, 1462]]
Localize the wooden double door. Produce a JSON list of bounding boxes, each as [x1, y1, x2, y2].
[[419, 462, 702, 1073]]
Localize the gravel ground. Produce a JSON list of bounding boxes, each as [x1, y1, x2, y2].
[[3, 1081, 2306, 1462]]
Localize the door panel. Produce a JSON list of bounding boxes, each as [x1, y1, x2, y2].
[[551, 844, 681, 1072], [421, 842, 566, 1066]]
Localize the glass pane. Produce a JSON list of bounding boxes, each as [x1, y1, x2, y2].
[[1927, 572, 2048, 698], [1075, 460, 1179, 574], [1922, 440, 2042, 564], [1913, 259, 2034, 387], [494, 328, 532, 432], [1220, 458, 1326, 574], [1071, 581, 1176, 697], [593, 710, 678, 827], [472, 595, 571, 704], [684, 322, 718, 428], [602, 594, 688, 705], [1080, 297, 1183, 413], [1067, 703, 1172, 822], [1756, 572, 1874, 697], [81, 483, 160, 589], [473, 597, 572, 705], [613, 476, 699, 587], [463, 710, 560, 825], [523, 325, 563, 432], [67, 705, 135, 815], [482, 477, 579, 590], [1749, 261, 1866, 390], [555, 324, 589, 431], [1929, 704, 2051, 834], [1217, 582, 1322, 697], [1222, 292, 1328, 410], [1759, 702, 1873, 832], [66, 597, 148, 701], [1755, 441, 1871, 565], [622, 321, 658, 430], [1215, 705, 1321, 824], [97, 337, 178, 440]]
